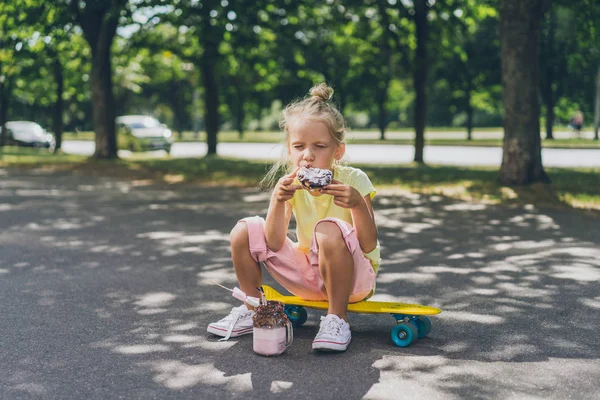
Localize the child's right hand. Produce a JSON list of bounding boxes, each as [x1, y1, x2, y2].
[[273, 167, 302, 202]]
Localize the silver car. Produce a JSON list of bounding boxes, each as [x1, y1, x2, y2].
[[116, 115, 174, 154], [1, 121, 55, 148]]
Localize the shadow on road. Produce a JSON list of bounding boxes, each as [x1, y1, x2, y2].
[[1, 168, 599, 399]]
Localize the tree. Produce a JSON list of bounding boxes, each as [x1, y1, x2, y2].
[[0, 1, 33, 146], [540, 7, 557, 139], [36, 5, 89, 153], [411, 0, 428, 163], [498, 0, 550, 185], [67, 0, 128, 159]]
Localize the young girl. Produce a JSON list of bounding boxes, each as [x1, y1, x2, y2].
[[207, 83, 381, 352]]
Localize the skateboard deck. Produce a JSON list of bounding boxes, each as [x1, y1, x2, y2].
[[262, 285, 442, 347], [262, 285, 441, 315]]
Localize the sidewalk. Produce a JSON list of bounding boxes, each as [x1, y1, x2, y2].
[[347, 128, 598, 141], [1, 168, 599, 399]]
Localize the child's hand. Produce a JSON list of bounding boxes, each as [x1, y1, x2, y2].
[[274, 167, 302, 202], [321, 179, 364, 209]]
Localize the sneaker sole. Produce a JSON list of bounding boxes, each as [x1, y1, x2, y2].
[[312, 338, 351, 352], [207, 325, 253, 338]]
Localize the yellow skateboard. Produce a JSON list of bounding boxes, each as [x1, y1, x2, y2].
[[262, 285, 442, 347]]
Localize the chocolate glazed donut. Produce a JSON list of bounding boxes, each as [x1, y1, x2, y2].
[[297, 167, 333, 191]]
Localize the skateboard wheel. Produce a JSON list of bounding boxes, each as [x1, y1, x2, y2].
[[391, 322, 418, 347], [284, 305, 308, 328], [416, 316, 432, 338]]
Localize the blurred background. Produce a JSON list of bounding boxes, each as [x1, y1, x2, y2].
[[0, 0, 598, 158]]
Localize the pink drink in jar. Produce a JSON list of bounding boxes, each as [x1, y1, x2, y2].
[[252, 301, 293, 356]]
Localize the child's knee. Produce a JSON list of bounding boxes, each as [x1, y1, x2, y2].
[[315, 221, 345, 252], [230, 221, 249, 249]]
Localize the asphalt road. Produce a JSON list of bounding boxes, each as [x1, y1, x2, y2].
[[1, 167, 599, 399], [62, 140, 600, 168]]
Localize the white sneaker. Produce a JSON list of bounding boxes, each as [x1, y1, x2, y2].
[[207, 305, 255, 341], [312, 314, 351, 351]]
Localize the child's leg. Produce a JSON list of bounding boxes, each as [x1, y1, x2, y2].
[[230, 221, 262, 307], [314, 220, 354, 321]]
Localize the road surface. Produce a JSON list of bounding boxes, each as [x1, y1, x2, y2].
[[62, 141, 600, 168]]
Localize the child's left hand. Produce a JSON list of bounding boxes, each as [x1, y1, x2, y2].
[[321, 179, 364, 209]]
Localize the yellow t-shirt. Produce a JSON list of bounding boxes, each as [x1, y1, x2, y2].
[[289, 165, 381, 272]]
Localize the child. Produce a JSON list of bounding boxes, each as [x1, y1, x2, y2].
[[207, 83, 381, 352]]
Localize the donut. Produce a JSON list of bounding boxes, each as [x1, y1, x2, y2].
[[297, 167, 333, 191]]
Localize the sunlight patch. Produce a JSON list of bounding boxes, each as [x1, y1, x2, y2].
[[470, 288, 501, 296], [402, 222, 435, 233], [376, 219, 404, 228], [201, 301, 238, 312], [163, 334, 202, 343], [418, 265, 477, 275], [270, 381, 293, 393], [443, 203, 487, 211], [137, 308, 169, 315], [495, 282, 554, 298], [169, 323, 198, 331], [145, 360, 252, 391], [114, 344, 170, 354], [579, 297, 600, 309], [0, 203, 15, 211], [139, 231, 184, 240], [135, 292, 177, 308], [365, 356, 448, 399], [551, 264, 600, 282], [198, 269, 238, 285], [441, 311, 504, 324], [179, 336, 238, 351], [377, 272, 438, 284]]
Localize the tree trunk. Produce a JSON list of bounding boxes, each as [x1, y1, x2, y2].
[[201, 54, 219, 155], [378, 99, 387, 141], [466, 96, 473, 141], [192, 87, 201, 139], [90, 44, 117, 158], [377, 1, 392, 141], [52, 57, 64, 153], [541, 8, 556, 140], [233, 79, 245, 139], [72, 1, 120, 159], [498, 0, 550, 185], [199, 16, 220, 156], [168, 80, 186, 140], [413, 0, 428, 163], [0, 77, 8, 147], [594, 63, 600, 141]]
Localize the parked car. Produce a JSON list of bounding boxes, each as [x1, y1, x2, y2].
[[116, 115, 173, 154], [1, 121, 55, 149]]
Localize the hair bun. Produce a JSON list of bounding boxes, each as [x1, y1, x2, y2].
[[309, 83, 334, 102]]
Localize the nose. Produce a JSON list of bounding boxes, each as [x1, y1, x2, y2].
[[302, 148, 315, 162]]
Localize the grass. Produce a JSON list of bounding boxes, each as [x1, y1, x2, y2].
[[62, 129, 600, 149], [2, 146, 599, 215], [0, 146, 86, 165]]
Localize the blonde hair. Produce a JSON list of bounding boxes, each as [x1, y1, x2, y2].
[[261, 83, 347, 189]]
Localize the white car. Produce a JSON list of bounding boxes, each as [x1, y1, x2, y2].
[[1, 121, 54, 148], [116, 115, 173, 153]]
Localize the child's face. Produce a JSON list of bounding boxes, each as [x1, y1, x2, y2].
[[287, 120, 344, 170]]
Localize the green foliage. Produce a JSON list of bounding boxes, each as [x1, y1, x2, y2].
[[4, 0, 598, 136]]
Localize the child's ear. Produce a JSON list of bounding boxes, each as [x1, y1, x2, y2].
[[334, 142, 345, 161]]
